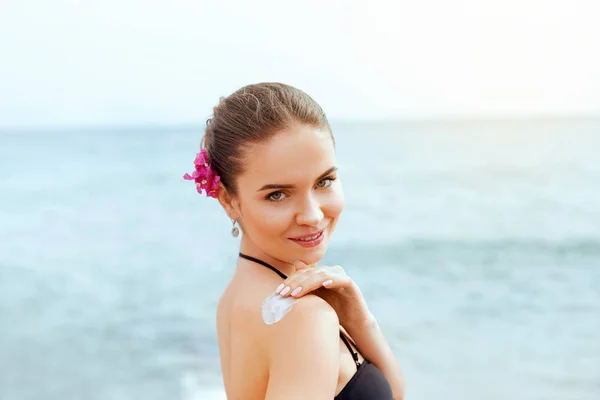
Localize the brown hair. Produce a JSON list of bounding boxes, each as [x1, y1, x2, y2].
[[201, 82, 332, 196]]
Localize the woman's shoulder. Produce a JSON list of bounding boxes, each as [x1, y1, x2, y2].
[[263, 294, 341, 394], [264, 294, 339, 343], [219, 278, 338, 340], [286, 294, 338, 322]]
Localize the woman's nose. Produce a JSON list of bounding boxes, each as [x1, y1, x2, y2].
[[296, 196, 324, 226]]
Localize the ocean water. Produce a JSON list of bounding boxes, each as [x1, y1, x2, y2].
[[1, 118, 599, 400]]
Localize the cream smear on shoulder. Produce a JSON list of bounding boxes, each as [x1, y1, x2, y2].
[[261, 292, 298, 325]]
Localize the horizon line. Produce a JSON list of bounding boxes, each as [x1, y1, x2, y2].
[[1, 112, 599, 134]]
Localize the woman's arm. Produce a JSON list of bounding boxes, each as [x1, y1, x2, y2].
[[343, 284, 405, 400], [265, 295, 340, 400]]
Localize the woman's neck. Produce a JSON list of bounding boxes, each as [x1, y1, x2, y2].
[[238, 238, 296, 278]]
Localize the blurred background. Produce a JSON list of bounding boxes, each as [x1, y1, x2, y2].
[[1, 1, 599, 399]]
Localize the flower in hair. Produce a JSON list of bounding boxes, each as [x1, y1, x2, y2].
[[183, 149, 220, 198]]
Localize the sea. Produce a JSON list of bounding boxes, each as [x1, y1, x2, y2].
[[1, 118, 599, 400]]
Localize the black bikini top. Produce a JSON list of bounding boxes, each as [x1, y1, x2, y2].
[[239, 253, 394, 400]]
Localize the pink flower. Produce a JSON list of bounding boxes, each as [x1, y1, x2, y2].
[[194, 151, 208, 166], [183, 149, 220, 198]]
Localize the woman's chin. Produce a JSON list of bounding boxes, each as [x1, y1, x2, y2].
[[296, 244, 328, 266]]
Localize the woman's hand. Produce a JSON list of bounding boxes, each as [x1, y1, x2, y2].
[[274, 261, 372, 330]]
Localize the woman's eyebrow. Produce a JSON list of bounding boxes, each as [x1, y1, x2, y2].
[[315, 166, 338, 181], [257, 166, 338, 192]]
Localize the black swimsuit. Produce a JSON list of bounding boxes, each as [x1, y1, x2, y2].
[[239, 253, 394, 400]]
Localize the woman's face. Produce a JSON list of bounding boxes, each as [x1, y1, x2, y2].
[[233, 124, 344, 267]]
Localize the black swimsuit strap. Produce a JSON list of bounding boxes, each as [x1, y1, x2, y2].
[[239, 253, 287, 279], [238, 252, 361, 369], [340, 332, 361, 368]]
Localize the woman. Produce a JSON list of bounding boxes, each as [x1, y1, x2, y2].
[[184, 83, 405, 399]]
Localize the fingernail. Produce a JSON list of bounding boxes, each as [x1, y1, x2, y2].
[[280, 286, 291, 296], [275, 283, 285, 294], [290, 286, 302, 296], [322, 280, 333, 287]]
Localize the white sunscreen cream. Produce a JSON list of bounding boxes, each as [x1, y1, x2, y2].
[[261, 292, 298, 325]]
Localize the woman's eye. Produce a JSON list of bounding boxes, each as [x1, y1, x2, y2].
[[267, 191, 286, 202], [316, 177, 335, 188]]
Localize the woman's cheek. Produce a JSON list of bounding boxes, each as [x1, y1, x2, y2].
[[329, 181, 345, 215], [254, 202, 294, 234]]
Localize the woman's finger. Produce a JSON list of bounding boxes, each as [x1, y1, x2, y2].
[[274, 260, 318, 294], [275, 267, 312, 296], [281, 267, 342, 298], [293, 274, 334, 298]]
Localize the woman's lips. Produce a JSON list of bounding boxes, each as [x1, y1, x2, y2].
[[288, 230, 325, 248]]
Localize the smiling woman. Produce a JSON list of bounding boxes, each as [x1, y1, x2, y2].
[[183, 83, 404, 400]]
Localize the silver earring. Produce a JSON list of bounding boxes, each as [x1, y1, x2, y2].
[[231, 219, 240, 238]]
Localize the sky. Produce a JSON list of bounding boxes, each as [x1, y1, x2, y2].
[[1, 0, 599, 128]]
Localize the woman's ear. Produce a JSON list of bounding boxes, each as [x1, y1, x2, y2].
[[217, 182, 240, 220]]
